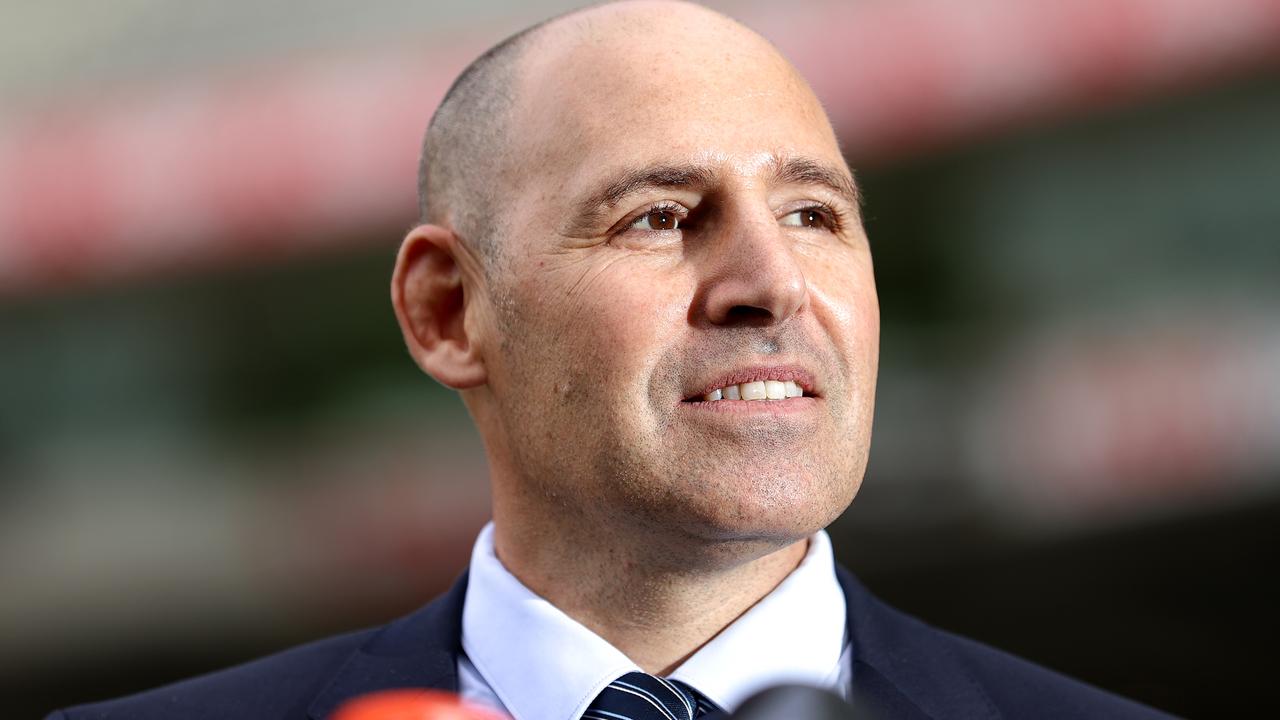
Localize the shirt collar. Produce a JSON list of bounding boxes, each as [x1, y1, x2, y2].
[[461, 523, 846, 720], [665, 529, 847, 710], [462, 523, 638, 720]]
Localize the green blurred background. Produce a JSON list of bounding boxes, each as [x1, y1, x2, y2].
[[2, 1, 1278, 717]]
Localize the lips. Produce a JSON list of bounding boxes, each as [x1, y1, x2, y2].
[[681, 365, 817, 403]]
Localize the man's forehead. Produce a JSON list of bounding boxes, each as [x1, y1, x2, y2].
[[519, 107, 846, 210], [498, 2, 843, 209], [519, 58, 836, 161]]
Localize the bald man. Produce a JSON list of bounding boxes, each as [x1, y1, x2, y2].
[[50, 3, 1172, 719]]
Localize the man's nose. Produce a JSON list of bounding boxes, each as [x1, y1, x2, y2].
[[694, 212, 808, 327]]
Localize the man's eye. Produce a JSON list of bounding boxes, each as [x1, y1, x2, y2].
[[630, 208, 681, 231], [780, 208, 829, 229]]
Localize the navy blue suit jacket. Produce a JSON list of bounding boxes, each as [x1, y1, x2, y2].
[[49, 567, 1173, 719]]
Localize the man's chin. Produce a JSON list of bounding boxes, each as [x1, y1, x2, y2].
[[651, 517, 821, 573], [664, 478, 852, 547]]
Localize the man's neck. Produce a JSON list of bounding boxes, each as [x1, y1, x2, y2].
[[492, 514, 809, 675]]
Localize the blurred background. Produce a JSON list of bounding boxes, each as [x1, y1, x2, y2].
[[2, 0, 1277, 716]]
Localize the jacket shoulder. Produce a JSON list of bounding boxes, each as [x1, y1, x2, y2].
[[938, 626, 1175, 719], [49, 628, 376, 720], [49, 573, 470, 720], [837, 566, 1175, 719]]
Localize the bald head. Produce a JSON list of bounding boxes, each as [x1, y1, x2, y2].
[[417, 16, 544, 263], [417, 1, 834, 266]]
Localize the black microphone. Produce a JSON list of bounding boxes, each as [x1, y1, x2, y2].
[[727, 684, 872, 720]]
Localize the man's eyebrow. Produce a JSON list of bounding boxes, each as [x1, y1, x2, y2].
[[769, 156, 862, 209], [566, 157, 861, 234], [570, 163, 717, 230]]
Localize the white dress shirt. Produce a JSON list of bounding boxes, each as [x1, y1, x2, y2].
[[457, 522, 850, 720]]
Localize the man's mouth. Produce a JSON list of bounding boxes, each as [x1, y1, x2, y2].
[[681, 366, 817, 403], [692, 380, 806, 402]]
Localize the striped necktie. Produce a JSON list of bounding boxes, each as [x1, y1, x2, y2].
[[582, 671, 723, 720]]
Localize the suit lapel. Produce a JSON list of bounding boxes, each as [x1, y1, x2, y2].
[[307, 572, 469, 720], [838, 566, 1001, 720]]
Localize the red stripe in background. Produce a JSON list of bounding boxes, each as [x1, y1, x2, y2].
[[1, 0, 1278, 294]]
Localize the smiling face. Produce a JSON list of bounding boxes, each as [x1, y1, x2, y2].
[[468, 2, 879, 557]]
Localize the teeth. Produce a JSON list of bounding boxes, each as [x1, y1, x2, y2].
[[698, 380, 808, 402]]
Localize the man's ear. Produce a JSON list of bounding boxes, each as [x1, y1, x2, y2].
[[391, 224, 488, 389]]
